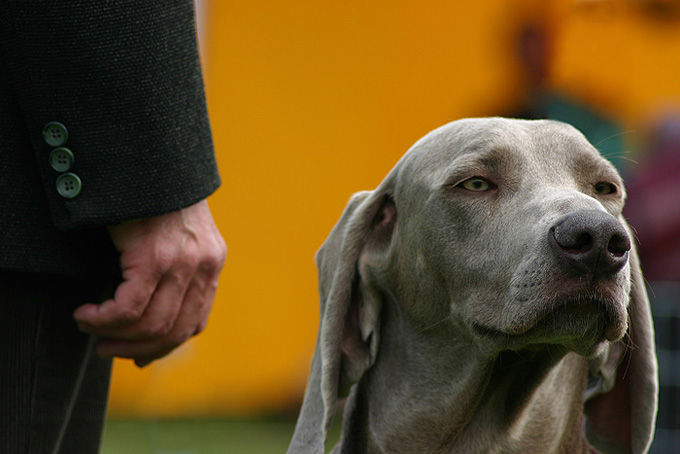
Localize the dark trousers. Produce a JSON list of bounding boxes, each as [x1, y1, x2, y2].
[[0, 271, 114, 454]]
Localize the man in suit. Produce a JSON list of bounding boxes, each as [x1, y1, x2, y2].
[[0, 1, 226, 452]]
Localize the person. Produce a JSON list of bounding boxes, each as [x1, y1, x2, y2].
[[0, 1, 226, 453]]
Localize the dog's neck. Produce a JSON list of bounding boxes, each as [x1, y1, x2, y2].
[[335, 310, 592, 454]]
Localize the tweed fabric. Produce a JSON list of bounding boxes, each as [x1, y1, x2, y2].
[[0, 0, 220, 281]]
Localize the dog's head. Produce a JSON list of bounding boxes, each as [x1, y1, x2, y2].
[[288, 118, 657, 454]]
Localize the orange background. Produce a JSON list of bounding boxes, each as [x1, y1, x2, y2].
[[107, 0, 680, 417]]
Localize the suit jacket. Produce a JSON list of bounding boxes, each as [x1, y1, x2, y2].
[[0, 1, 220, 282]]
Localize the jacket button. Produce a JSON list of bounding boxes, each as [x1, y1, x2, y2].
[[43, 122, 69, 147], [56, 173, 82, 199], [49, 148, 74, 172]]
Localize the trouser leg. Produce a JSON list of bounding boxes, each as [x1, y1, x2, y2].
[[0, 271, 114, 454]]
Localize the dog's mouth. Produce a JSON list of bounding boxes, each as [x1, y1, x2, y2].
[[470, 292, 628, 357]]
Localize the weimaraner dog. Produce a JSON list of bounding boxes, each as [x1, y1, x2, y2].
[[288, 118, 658, 454]]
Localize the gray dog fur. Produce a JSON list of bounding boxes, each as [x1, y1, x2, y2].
[[288, 118, 658, 454]]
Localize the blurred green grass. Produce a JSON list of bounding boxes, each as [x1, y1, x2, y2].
[[101, 417, 341, 454]]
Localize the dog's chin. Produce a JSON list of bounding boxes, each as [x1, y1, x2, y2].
[[470, 294, 628, 358]]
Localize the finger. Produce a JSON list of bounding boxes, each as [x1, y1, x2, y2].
[[96, 267, 217, 362], [80, 269, 190, 341], [95, 337, 170, 362], [192, 264, 220, 336], [135, 349, 174, 368], [133, 271, 219, 367], [73, 275, 156, 329]]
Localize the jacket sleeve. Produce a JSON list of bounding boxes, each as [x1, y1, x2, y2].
[[1, 0, 220, 230]]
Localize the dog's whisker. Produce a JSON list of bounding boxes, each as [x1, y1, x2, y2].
[[417, 317, 449, 333], [595, 130, 636, 149]]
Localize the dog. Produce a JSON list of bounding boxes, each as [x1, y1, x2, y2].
[[288, 118, 658, 453]]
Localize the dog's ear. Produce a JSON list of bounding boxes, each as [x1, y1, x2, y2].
[[584, 220, 658, 454], [288, 190, 397, 454]]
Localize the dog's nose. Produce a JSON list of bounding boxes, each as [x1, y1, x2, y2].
[[549, 210, 631, 276]]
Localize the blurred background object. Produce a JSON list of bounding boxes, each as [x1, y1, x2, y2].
[[102, 0, 680, 452]]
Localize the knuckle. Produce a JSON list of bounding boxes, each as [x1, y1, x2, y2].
[[207, 279, 219, 295], [169, 328, 195, 347], [194, 319, 208, 336], [173, 243, 200, 272], [217, 237, 228, 261], [155, 242, 196, 274], [119, 306, 144, 325], [201, 252, 224, 275], [184, 249, 201, 270], [144, 321, 173, 339], [171, 261, 195, 284], [154, 247, 177, 273]]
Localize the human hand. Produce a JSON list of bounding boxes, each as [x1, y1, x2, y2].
[[73, 200, 227, 367]]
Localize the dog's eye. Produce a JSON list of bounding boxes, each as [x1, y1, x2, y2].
[[458, 177, 494, 192], [594, 182, 618, 195]]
